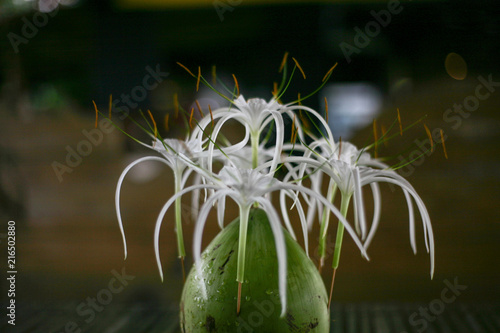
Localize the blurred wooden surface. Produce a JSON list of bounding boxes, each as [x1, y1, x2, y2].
[[1, 301, 499, 332], [1, 74, 500, 331]]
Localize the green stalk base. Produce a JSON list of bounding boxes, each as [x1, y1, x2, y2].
[[180, 208, 329, 332]]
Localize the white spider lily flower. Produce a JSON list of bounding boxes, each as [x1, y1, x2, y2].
[[116, 136, 207, 261], [152, 165, 367, 317], [284, 138, 434, 277], [199, 96, 285, 174]]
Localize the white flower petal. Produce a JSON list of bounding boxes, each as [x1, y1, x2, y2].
[[255, 198, 287, 318], [116, 156, 170, 259]]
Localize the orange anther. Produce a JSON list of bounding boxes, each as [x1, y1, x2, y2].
[[279, 52, 289, 73], [173, 93, 179, 118], [424, 124, 433, 152], [232, 74, 240, 96], [92, 100, 98, 128], [397, 108, 403, 136], [324, 97, 329, 122], [322, 63, 338, 82], [195, 100, 204, 117], [108, 94, 112, 119], [196, 66, 201, 92], [189, 108, 194, 129], [208, 104, 214, 126], [441, 129, 448, 159], [292, 57, 306, 79], [148, 110, 158, 138], [177, 62, 195, 77], [164, 114, 170, 131], [211, 65, 217, 85]]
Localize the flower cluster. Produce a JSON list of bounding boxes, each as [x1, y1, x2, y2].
[[112, 62, 434, 318]]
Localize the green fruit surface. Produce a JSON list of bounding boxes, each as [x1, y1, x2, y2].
[[180, 208, 329, 332]]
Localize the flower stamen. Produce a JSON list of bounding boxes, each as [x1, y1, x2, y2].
[[324, 97, 329, 122], [211, 65, 217, 85], [195, 100, 204, 117], [164, 114, 169, 131], [397, 108, 403, 136], [424, 124, 433, 152], [177, 62, 195, 77], [338, 136, 342, 159], [279, 52, 289, 73], [292, 57, 306, 79], [109, 94, 113, 119], [189, 107, 194, 129], [196, 66, 201, 91], [291, 114, 297, 144], [174, 93, 179, 118], [272, 82, 279, 98], [92, 100, 99, 128], [232, 74, 240, 96], [148, 110, 158, 138], [208, 104, 214, 127], [322, 63, 338, 82], [441, 129, 448, 159]]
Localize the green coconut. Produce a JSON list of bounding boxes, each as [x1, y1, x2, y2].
[[180, 208, 329, 332]]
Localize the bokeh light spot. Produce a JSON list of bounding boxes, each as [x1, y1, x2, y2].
[[445, 52, 467, 80]]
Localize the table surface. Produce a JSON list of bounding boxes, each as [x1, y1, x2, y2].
[[3, 301, 499, 333]]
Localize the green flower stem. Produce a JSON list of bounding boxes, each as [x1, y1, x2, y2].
[[332, 194, 351, 269], [236, 204, 251, 283], [319, 183, 337, 266], [251, 132, 260, 208], [251, 132, 259, 169], [174, 173, 186, 259]]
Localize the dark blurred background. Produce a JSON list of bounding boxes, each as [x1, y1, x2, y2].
[[0, 0, 499, 331]]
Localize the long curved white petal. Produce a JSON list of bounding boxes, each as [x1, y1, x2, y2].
[[364, 182, 381, 250], [255, 198, 287, 318], [154, 184, 221, 281], [116, 156, 171, 259]]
